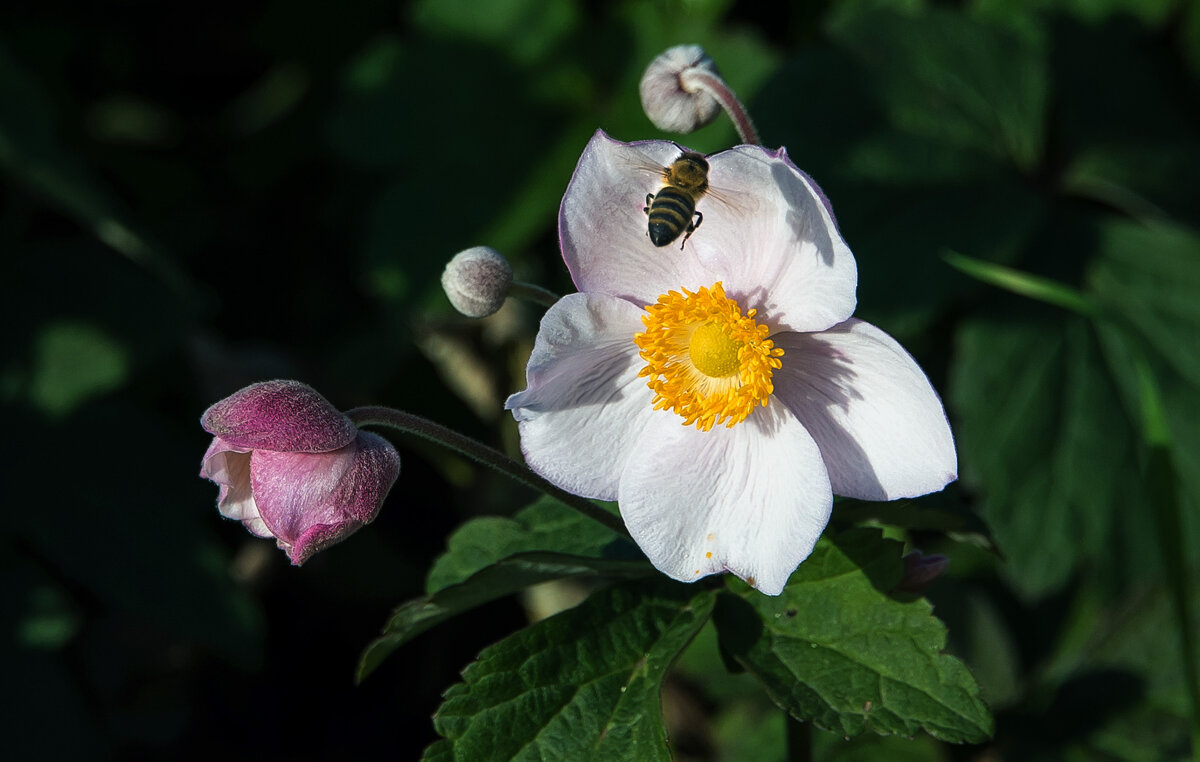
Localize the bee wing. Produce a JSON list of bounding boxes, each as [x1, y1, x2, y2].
[[614, 143, 678, 186], [699, 183, 749, 215], [613, 141, 753, 220]]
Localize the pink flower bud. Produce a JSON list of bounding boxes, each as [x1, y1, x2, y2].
[[200, 380, 400, 564], [639, 45, 723, 134], [442, 246, 513, 318]]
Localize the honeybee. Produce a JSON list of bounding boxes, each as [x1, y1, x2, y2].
[[644, 151, 711, 249]]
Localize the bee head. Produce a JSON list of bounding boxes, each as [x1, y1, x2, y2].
[[665, 152, 710, 193]]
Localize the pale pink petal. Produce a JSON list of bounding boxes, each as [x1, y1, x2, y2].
[[772, 319, 957, 501], [617, 402, 832, 596], [560, 130, 698, 304], [200, 437, 270, 537], [505, 293, 657, 500], [251, 431, 400, 564], [693, 145, 857, 333], [201, 379, 357, 453], [560, 131, 856, 332]]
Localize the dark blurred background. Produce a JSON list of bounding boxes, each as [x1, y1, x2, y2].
[[2, 0, 1198, 759]]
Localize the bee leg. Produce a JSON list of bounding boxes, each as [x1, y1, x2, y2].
[[679, 211, 703, 250], [644, 194, 654, 214]]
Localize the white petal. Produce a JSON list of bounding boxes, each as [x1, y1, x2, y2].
[[560, 133, 858, 333], [772, 319, 958, 501], [201, 441, 271, 537], [694, 145, 857, 333], [560, 130, 698, 304], [506, 292, 657, 500], [618, 402, 832, 596]]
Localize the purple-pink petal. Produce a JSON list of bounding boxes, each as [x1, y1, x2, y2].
[[251, 431, 400, 564], [200, 379, 357, 453]]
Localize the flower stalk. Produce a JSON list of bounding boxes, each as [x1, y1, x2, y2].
[[510, 280, 560, 309], [678, 65, 760, 145], [345, 406, 629, 538]]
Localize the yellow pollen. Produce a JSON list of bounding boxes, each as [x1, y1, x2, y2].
[[634, 282, 784, 431], [689, 322, 742, 377]]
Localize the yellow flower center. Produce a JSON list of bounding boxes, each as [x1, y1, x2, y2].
[[634, 282, 784, 431]]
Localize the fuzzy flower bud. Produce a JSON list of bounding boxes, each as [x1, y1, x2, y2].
[[199, 380, 400, 565], [639, 45, 723, 134], [442, 246, 513, 318]]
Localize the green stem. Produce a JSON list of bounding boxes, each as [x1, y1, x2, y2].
[[510, 280, 560, 309], [345, 406, 629, 538], [942, 250, 1098, 318]]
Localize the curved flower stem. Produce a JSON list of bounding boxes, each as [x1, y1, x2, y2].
[[680, 67, 760, 145], [345, 406, 629, 538], [511, 280, 560, 309]]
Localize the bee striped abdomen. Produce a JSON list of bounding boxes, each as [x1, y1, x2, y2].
[[647, 187, 698, 247]]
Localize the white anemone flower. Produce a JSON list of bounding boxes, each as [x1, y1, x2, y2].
[[506, 130, 957, 595]]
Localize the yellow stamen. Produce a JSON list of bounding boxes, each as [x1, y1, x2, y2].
[[634, 282, 784, 431]]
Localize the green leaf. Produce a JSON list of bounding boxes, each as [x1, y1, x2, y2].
[[357, 498, 650, 681], [1078, 581, 1200, 757], [1087, 221, 1200, 389], [833, 496, 1000, 553], [716, 529, 992, 743], [423, 581, 716, 762], [1087, 221, 1200, 566], [1087, 221, 1200, 737], [827, 8, 1048, 170], [28, 321, 128, 417], [951, 316, 1151, 595], [973, 0, 1176, 28], [358, 551, 652, 682], [411, 0, 579, 66], [426, 496, 641, 594]]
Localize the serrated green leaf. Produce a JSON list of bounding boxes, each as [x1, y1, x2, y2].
[[950, 316, 1150, 595], [716, 529, 992, 743], [427, 496, 641, 594], [357, 498, 650, 681], [358, 551, 652, 682], [420, 739, 454, 762], [426, 581, 716, 762]]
